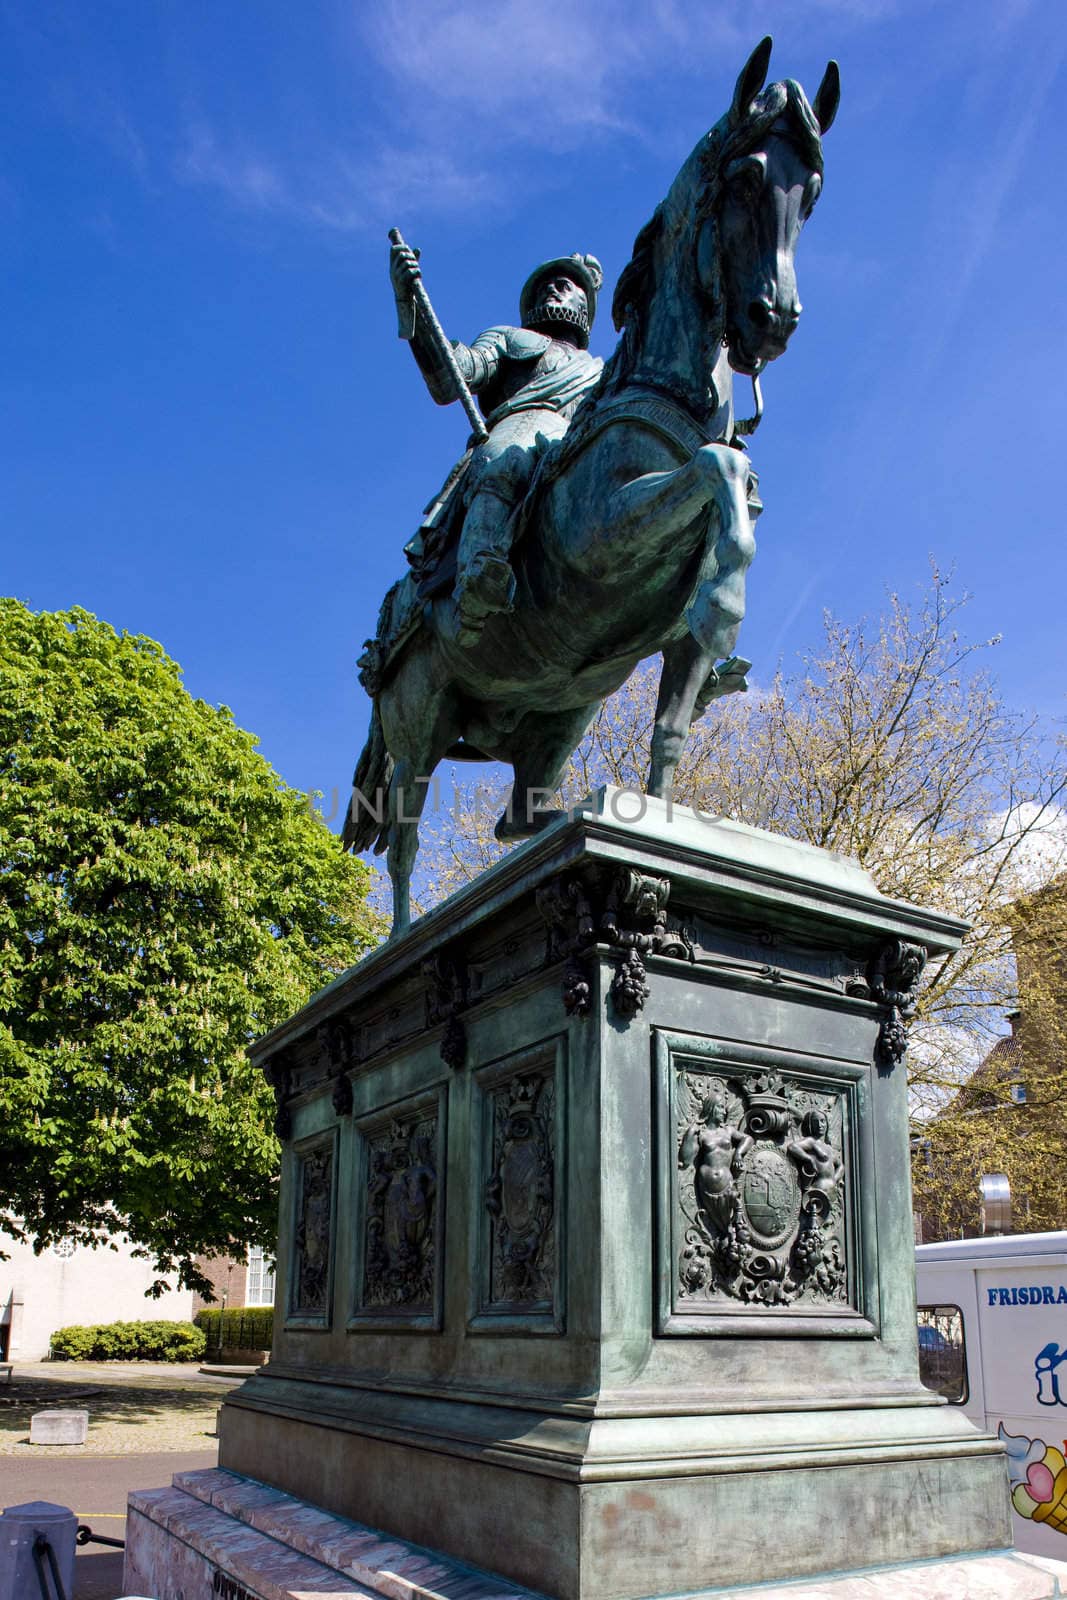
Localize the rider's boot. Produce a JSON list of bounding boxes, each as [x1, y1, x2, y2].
[[454, 488, 518, 646]]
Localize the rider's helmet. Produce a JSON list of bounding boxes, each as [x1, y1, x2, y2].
[[519, 253, 603, 348]]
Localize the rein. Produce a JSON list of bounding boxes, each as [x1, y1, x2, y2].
[[554, 388, 715, 464], [733, 375, 764, 439]]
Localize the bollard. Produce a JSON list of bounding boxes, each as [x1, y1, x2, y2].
[[0, 1501, 76, 1600]]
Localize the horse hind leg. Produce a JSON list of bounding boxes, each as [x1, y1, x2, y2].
[[649, 635, 717, 801], [381, 686, 460, 937], [495, 703, 601, 842], [384, 757, 426, 936]]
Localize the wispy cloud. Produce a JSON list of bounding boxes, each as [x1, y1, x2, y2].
[[319, 145, 498, 224], [174, 0, 710, 236], [353, 0, 893, 142], [341, 0, 882, 227], [987, 802, 1067, 894], [177, 127, 289, 214], [174, 123, 498, 232], [914, 23, 1067, 381], [359, 0, 669, 137], [155, 0, 889, 235], [767, 567, 826, 663]]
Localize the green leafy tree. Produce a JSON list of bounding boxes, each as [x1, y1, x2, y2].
[[0, 600, 378, 1292]]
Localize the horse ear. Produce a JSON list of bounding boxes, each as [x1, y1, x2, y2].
[[730, 36, 772, 125], [812, 60, 841, 134]]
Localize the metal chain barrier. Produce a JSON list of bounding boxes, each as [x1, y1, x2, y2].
[[76, 1521, 126, 1551]]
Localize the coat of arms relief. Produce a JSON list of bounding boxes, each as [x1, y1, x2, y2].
[[675, 1065, 849, 1311]]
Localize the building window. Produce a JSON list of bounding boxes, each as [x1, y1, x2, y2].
[[1010, 1082, 1027, 1104], [246, 1246, 276, 1307], [917, 1304, 968, 1404]]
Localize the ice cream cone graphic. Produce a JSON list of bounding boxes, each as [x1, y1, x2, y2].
[[1001, 1423, 1067, 1534], [1019, 1456, 1067, 1531]]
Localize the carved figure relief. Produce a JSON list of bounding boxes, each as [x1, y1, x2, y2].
[[291, 1142, 334, 1317], [361, 1110, 440, 1314], [675, 1066, 848, 1311], [787, 1110, 844, 1215], [266, 1052, 294, 1141], [485, 1072, 556, 1309], [868, 939, 927, 1070], [610, 947, 650, 1018], [423, 952, 468, 1070], [679, 1079, 752, 1237], [536, 864, 692, 1020], [318, 1016, 355, 1115]]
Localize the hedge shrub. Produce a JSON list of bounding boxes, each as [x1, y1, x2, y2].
[[195, 1306, 273, 1351], [50, 1320, 206, 1362]]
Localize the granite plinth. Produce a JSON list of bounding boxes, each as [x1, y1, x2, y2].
[[29, 1408, 88, 1445], [123, 1469, 1067, 1599], [142, 796, 1018, 1597]]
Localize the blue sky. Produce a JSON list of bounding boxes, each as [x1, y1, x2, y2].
[[4, 0, 1066, 818]]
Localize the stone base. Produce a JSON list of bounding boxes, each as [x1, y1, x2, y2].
[[216, 1390, 1012, 1599], [125, 1469, 1067, 1600], [124, 1467, 529, 1600]]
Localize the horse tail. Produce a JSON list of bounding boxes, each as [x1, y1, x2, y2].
[[341, 700, 393, 856]]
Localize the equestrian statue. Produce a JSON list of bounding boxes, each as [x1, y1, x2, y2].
[[342, 37, 840, 934]]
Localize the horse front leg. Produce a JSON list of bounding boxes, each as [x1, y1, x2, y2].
[[649, 634, 716, 801], [586, 441, 753, 558], [600, 444, 756, 663], [385, 719, 455, 936], [378, 640, 461, 939]]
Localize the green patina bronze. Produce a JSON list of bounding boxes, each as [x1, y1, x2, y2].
[[228, 794, 1013, 1597], [343, 39, 841, 934]]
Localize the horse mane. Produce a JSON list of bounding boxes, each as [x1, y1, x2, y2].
[[611, 208, 666, 334], [611, 78, 825, 337]]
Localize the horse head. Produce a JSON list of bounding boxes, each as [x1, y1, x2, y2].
[[612, 38, 840, 401]]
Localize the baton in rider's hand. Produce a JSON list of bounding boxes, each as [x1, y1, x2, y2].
[[388, 228, 489, 445]]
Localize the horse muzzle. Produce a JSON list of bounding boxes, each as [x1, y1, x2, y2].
[[727, 299, 800, 374]]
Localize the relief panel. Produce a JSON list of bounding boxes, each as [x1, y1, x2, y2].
[[287, 1131, 337, 1328], [656, 1031, 872, 1336], [351, 1087, 446, 1331], [471, 1039, 565, 1333]]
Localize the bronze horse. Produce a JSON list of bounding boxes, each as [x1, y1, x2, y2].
[[344, 38, 840, 933]]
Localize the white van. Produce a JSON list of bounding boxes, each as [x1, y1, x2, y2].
[[915, 1231, 1067, 1560]]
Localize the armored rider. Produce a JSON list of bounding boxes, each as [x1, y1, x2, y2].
[[390, 239, 604, 644]]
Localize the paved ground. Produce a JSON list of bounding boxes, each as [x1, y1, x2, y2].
[[1, 1448, 218, 1597], [0, 1364, 237, 1596], [0, 1360, 241, 1456]]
